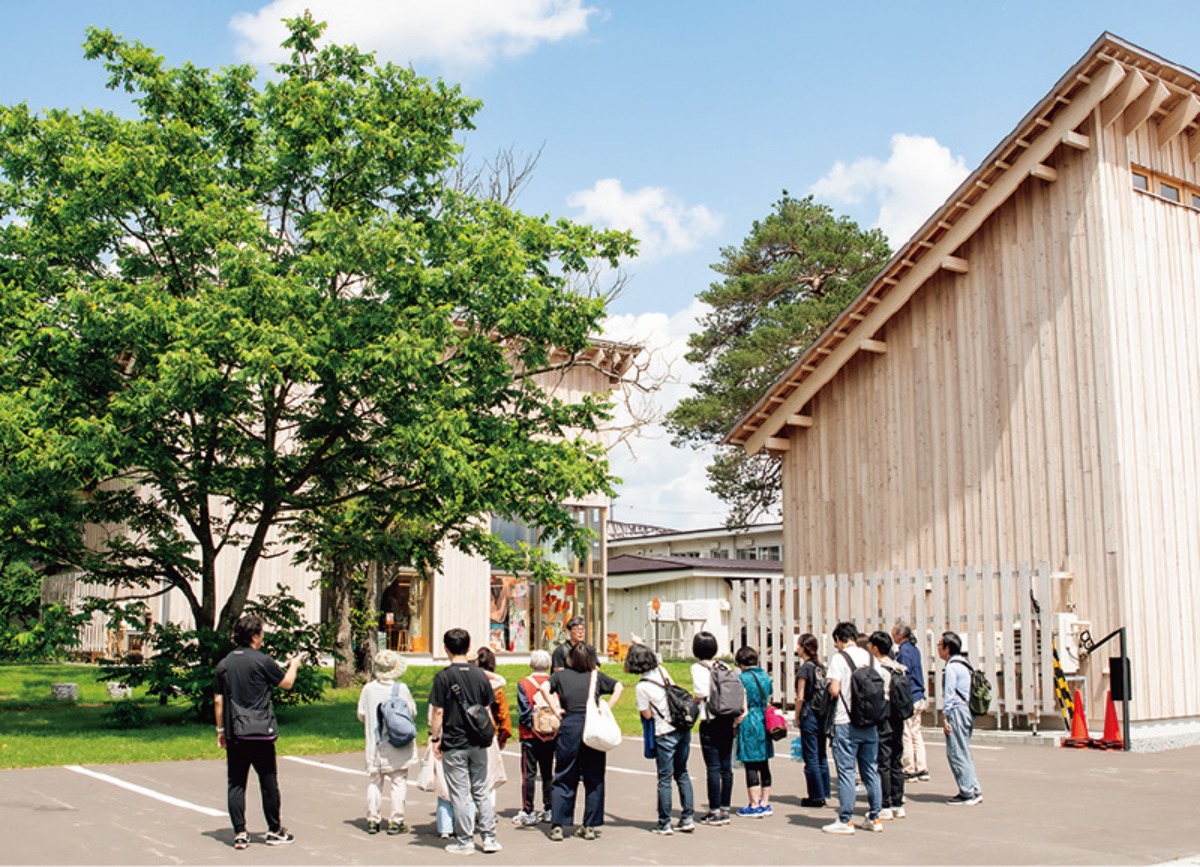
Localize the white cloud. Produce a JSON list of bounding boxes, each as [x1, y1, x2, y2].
[[567, 179, 723, 262], [599, 301, 730, 529], [230, 0, 597, 69], [810, 133, 969, 245]]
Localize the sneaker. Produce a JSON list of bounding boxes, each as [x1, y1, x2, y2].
[[822, 820, 856, 835], [860, 817, 883, 833], [946, 793, 983, 806], [511, 811, 535, 826], [444, 841, 476, 855], [697, 811, 724, 826], [366, 820, 380, 835], [917, 770, 931, 782], [387, 821, 406, 835], [538, 810, 553, 824], [878, 808, 894, 821], [575, 826, 597, 841], [548, 825, 563, 842], [233, 832, 249, 850], [651, 823, 674, 835], [717, 809, 732, 825], [676, 819, 696, 833], [757, 805, 773, 817], [800, 797, 826, 808], [735, 804, 762, 818], [264, 829, 294, 846], [439, 832, 452, 840], [892, 806, 907, 819], [480, 836, 502, 853]]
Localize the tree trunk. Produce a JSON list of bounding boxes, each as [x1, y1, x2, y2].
[[328, 559, 357, 688]]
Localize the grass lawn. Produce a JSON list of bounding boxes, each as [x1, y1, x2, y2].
[[0, 660, 698, 770]]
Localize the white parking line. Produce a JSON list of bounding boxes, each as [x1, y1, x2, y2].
[[282, 755, 364, 775], [63, 765, 226, 817]]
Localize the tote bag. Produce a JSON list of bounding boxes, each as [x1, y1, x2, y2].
[[581, 669, 622, 752]]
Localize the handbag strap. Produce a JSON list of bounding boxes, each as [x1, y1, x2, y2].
[[588, 667, 599, 706]]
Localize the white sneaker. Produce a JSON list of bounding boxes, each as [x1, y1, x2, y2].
[[860, 817, 883, 833], [538, 810, 553, 824], [892, 806, 906, 819], [822, 820, 856, 835], [878, 808, 894, 821], [511, 811, 534, 826], [480, 837, 502, 854]]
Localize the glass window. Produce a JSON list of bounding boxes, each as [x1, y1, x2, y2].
[[1131, 171, 1149, 191], [1191, 193, 1200, 209], [1160, 182, 1181, 203]]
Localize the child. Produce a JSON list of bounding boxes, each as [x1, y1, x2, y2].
[[512, 649, 556, 825], [357, 650, 417, 835]]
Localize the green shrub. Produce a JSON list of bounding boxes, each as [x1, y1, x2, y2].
[[103, 698, 151, 728]]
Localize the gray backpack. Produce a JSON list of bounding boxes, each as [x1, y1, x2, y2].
[[377, 682, 416, 747], [704, 661, 746, 717]]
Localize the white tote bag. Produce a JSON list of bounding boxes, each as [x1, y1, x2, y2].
[[581, 668, 622, 752]]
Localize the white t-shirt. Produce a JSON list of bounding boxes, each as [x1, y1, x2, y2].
[[636, 666, 676, 736], [826, 645, 872, 726], [691, 661, 713, 722]]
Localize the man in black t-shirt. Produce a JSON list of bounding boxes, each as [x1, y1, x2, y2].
[[214, 613, 302, 850], [550, 616, 595, 672], [429, 628, 501, 854]]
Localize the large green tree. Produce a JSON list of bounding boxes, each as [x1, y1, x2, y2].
[[0, 15, 634, 656], [667, 194, 891, 525]]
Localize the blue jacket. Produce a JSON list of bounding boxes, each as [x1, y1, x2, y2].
[[896, 640, 926, 701]]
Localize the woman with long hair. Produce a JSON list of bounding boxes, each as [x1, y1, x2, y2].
[[794, 633, 831, 807]]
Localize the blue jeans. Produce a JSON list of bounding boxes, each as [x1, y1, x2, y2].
[[698, 716, 734, 810], [799, 707, 831, 801], [831, 723, 881, 823], [944, 705, 981, 798], [653, 728, 695, 827]]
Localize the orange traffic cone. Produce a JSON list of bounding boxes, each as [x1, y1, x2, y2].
[[1062, 689, 1092, 748], [1100, 690, 1123, 750]]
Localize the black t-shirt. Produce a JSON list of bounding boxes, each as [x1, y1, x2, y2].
[[214, 647, 285, 741], [549, 667, 617, 714], [551, 640, 597, 672], [430, 663, 496, 751]]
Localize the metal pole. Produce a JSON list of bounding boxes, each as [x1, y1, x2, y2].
[[1119, 627, 1130, 752]]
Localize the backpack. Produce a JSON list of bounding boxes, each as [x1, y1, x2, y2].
[[950, 658, 992, 716], [806, 662, 832, 721], [450, 678, 495, 747], [526, 677, 560, 741], [647, 670, 699, 731], [838, 650, 888, 728], [377, 681, 417, 748], [887, 664, 915, 722], [704, 661, 746, 718]]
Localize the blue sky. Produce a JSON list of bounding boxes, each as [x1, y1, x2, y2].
[[3, 1, 1199, 529]]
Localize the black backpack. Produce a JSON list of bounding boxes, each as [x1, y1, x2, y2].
[[839, 650, 888, 728], [705, 661, 746, 718], [648, 669, 699, 731], [888, 664, 915, 722], [805, 662, 832, 721]]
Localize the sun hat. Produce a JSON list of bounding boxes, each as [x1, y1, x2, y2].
[[374, 649, 407, 680]]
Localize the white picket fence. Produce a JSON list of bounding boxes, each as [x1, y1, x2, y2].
[[730, 563, 1057, 727]]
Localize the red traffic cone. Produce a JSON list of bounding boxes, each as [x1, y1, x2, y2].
[[1063, 689, 1092, 748], [1100, 690, 1123, 750]]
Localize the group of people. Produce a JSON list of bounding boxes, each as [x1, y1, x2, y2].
[[212, 612, 982, 853]]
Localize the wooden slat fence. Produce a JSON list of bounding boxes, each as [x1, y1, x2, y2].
[[731, 562, 1055, 727]]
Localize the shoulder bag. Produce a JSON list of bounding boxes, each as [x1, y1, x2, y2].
[[581, 669, 622, 752]]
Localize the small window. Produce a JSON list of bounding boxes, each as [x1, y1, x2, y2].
[[1160, 182, 1182, 203], [1132, 171, 1150, 191], [1191, 193, 1200, 209]]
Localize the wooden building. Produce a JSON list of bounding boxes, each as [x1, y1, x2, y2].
[[727, 34, 1200, 728]]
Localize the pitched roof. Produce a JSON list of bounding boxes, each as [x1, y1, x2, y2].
[[607, 553, 784, 576], [726, 33, 1200, 455]]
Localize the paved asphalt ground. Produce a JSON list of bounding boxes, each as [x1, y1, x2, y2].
[[2, 733, 1198, 866]]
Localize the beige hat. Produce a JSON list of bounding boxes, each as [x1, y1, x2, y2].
[[374, 650, 407, 680]]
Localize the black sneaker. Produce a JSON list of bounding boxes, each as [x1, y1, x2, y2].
[[264, 828, 295, 846], [233, 832, 249, 850], [946, 793, 982, 806], [367, 820, 380, 835], [801, 798, 826, 808], [387, 821, 406, 835], [697, 811, 724, 826]]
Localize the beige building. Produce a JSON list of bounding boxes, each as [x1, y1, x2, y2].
[[728, 34, 1200, 729]]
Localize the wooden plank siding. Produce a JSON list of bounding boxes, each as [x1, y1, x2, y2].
[[776, 98, 1200, 722]]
